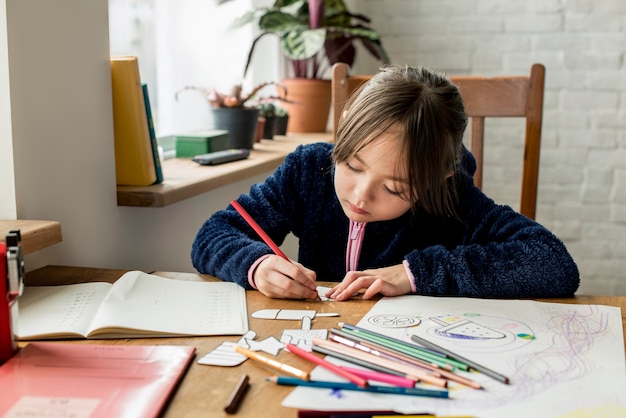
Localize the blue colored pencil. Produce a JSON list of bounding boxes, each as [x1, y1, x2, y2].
[[266, 376, 449, 399]]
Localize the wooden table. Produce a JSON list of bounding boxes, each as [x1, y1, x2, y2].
[[23, 266, 626, 418]]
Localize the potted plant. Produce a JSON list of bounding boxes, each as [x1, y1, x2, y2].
[[176, 81, 289, 149], [259, 103, 277, 139], [273, 105, 289, 136], [227, 0, 390, 133]]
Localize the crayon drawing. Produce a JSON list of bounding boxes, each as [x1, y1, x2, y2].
[[367, 314, 421, 328], [418, 314, 536, 354]]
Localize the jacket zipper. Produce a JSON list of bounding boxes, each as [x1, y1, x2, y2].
[[346, 221, 366, 272]]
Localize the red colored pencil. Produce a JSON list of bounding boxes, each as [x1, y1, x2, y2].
[[285, 343, 369, 388], [231, 199, 289, 260]]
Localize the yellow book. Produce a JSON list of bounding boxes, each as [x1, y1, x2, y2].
[[110, 56, 156, 186]]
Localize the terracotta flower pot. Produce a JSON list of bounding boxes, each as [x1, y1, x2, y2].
[[279, 78, 331, 133]]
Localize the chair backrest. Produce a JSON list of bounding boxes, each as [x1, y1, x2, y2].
[[330, 62, 545, 220]]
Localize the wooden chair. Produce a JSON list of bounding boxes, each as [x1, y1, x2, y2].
[[331, 62, 546, 220]]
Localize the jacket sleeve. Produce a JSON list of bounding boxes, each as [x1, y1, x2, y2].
[[190, 144, 317, 289], [405, 191, 580, 298]]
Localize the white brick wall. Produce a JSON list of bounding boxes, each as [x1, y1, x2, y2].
[[352, 0, 626, 295]]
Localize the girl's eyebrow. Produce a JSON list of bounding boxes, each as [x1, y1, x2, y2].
[[353, 154, 409, 184]]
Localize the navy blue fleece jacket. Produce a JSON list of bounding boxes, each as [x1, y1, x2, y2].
[[191, 142, 580, 298]]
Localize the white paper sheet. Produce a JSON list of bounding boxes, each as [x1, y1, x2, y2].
[[282, 296, 626, 417]]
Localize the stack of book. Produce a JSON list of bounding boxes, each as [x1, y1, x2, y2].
[[110, 56, 163, 186]]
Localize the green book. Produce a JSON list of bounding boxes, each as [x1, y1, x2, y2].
[[142, 83, 163, 184]]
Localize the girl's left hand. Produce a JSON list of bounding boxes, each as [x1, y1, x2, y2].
[[325, 264, 412, 301]]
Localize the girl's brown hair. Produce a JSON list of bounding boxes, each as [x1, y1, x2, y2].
[[332, 64, 468, 218]]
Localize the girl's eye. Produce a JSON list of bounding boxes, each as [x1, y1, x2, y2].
[[345, 161, 361, 173], [384, 185, 403, 196]]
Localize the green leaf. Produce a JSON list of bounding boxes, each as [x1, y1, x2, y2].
[[280, 28, 326, 60], [326, 26, 381, 41], [259, 10, 305, 32], [231, 11, 257, 29]]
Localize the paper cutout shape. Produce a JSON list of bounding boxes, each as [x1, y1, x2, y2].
[[197, 341, 246, 366], [198, 330, 290, 366], [245, 336, 284, 356], [317, 286, 331, 301], [280, 328, 328, 349], [197, 331, 256, 366], [252, 309, 339, 320], [279, 315, 328, 349]]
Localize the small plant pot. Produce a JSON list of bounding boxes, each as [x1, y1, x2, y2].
[[273, 115, 289, 136], [255, 117, 265, 143], [210, 107, 260, 149], [262, 116, 275, 139]]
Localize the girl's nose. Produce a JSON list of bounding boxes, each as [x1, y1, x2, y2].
[[352, 178, 375, 203]]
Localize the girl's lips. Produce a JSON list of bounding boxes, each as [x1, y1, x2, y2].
[[348, 202, 369, 215]]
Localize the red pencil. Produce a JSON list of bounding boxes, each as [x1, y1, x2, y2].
[[231, 200, 289, 260], [285, 343, 369, 388]]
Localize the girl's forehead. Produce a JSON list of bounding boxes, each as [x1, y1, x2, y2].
[[354, 134, 409, 181], [356, 128, 403, 154], [355, 124, 403, 152]]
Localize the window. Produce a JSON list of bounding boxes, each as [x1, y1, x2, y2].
[[108, 0, 280, 138]]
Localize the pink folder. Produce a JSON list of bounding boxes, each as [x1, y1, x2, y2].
[[0, 342, 195, 417]]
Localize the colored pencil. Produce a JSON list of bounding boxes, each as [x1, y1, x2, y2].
[[285, 343, 369, 388], [329, 330, 440, 375], [410, 334, 510, 384], [235, 345, 310, 380], [338, 323, 464, 366], [329, 329, 482, 390], [338, 323, 468, 371], [231, 199, 289, 260], [266, 376, 449, 399], [311, 337, 447, 388], [311, 344, 413, 381], [337, 365, 417, 388]]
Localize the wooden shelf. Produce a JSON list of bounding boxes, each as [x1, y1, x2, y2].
[[0, 220, 62, 254], [116, 132, 332, 208]]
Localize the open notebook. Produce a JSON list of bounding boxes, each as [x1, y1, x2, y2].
[[17, 270, 248, 339]]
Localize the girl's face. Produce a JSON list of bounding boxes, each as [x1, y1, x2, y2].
[[334, 130, 412, 223]]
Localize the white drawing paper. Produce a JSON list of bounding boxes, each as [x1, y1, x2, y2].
[[282, 295, 626, 417]]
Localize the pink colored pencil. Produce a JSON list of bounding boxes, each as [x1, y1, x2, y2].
[[231, 199, 289, 260], [338, 365, 417, 388], [285, 343, 369, 388], [312, 337, 447, 388]]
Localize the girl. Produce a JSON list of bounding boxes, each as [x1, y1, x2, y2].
[[191, 64, 579, 301]]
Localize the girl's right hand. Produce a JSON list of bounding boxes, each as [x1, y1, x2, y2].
[[253, 255, 319, 300]]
